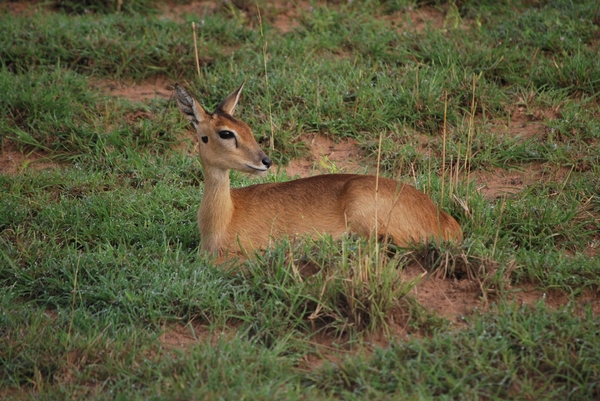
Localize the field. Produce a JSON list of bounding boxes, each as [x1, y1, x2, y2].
[[1, 0, 599, 399]]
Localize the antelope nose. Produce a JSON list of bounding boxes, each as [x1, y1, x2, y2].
[[262, 156, 272, 169]]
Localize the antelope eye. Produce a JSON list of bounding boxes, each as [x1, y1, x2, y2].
[[218, 130, 235, 140]]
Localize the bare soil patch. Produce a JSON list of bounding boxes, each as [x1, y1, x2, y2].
[[284, 133, 367, 178], [297, 330, 359, 371], [91, 76, 173, 102], [0, 142, 62, 175], [384, 5, 475, 34], [515, 285, 600, 315], [475, 163, 572, 200], [0, 0, 40, 15], [385, 6, 446, 33], [470, 106, 570, 199], [160, 0, 309, 33], [489, 106, 558, 141], [264, 0, 312, 33], [402, 263, 482, 324], [159, 0, 219, 21], [158, 320, 241, 350]]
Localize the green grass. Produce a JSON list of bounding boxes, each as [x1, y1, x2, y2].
[[310, 302, 600, 399], [1, 0, 599, 399]]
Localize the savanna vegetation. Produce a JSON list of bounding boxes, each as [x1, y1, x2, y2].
[[1, 0, 599, 399]]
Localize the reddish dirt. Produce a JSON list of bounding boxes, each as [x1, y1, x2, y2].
[[0, 143, 62, 175], [271, 7, 302, 34], [0, 0, 40, 15], [584, 237, 600, 257], [384, 6, 446, 33], [158, 0, 310, 33], [488, 105, 559, 141], [159, 0, 220, 21], [283, 133, 368, 178], [401, 263, 483, 324], [158, 320, 241, 350], [515, 285, 600, 314], [90, 76, 173, 102], [474, 163, 572, 200]]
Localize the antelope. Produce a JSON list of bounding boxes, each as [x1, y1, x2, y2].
[[174, 83, 462, 256]]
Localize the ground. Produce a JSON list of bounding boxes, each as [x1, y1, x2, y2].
[[1, 0, 598, 319], [3, 67, 596, 354], [1, 0, 599, 397]]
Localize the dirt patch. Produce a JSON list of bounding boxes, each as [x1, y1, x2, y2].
[[267, 0, 312, 33], [489, 106, 558, 141], [159, 320, 240, 350], [0, 0, 40, 15], [386, 6, 446, 33], [402, 262, 483, 324], [506, 111, 548, 141], [297, 331, 349, 371], [159, 0, 308, 33], [384, 5, 471, 34], [283, 133, 367, 178], [471, 105, 569, 200], [0, 143, 62, 175], [515, 285, 600, 315], [91, 76, 173, 102], [585, 237, 600, 257], [271, 9, 302, 33], [474, 163, 572, 200], [402, 262, 600, 323], [159, 1, 219, 22]]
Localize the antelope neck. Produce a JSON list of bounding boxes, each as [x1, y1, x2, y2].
[[200, 166, 234, 232]]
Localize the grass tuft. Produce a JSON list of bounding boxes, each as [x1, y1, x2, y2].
[[242, 236, 417, 338]]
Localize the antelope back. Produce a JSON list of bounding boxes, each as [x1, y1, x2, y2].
[[174, 84, 271, 174]]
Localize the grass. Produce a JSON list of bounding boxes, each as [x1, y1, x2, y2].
[[1, 0, 599, 399], [310, 302, 600, 399]]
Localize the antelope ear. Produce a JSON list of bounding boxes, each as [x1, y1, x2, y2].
[[174, 84, 210, 124], [216, 82, 244, 116]]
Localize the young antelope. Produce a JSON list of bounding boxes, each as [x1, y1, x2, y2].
[[174, 83, 462, 255]]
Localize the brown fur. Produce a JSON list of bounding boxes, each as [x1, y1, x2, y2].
[[174, 84, 462, 256]]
